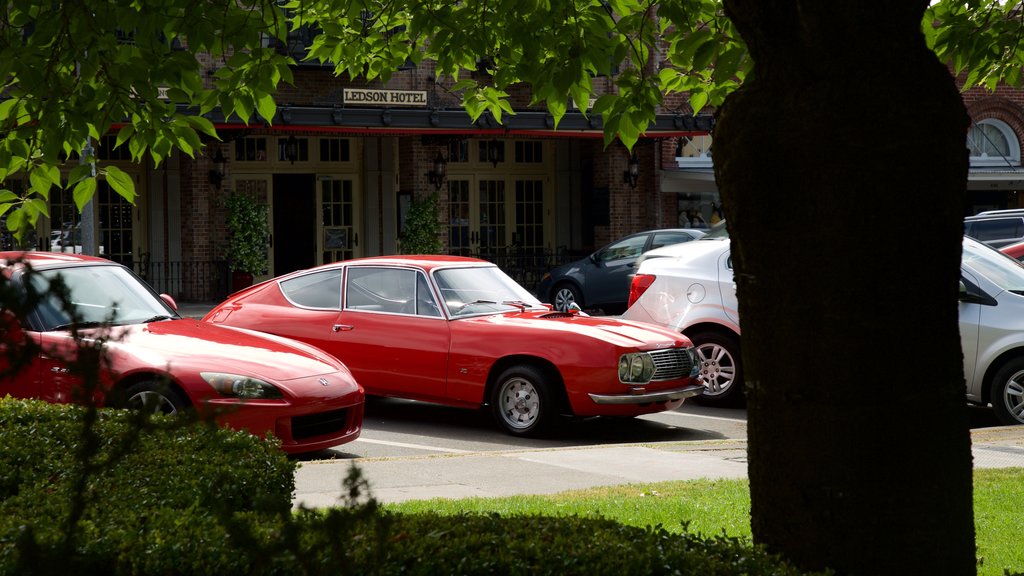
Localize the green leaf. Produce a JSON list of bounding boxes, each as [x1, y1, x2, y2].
[[73, 178, 98, 212], [104, 166, 137, 204]]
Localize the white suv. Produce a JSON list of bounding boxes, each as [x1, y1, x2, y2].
[[623, 235, 741, 406], [624, 233, 1024, 424]]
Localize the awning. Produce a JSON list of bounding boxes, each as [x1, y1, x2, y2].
[[968, 167, 1024, 191], [660, 168, 718, 194], [186, 105, 714, 140]]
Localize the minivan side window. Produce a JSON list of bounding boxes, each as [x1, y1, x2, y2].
[[968, 218, 1024, 244]]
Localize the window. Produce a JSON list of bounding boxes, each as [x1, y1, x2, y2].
[[320, 138, 351, 162], [598, 235, 648, 262], [651, 231, 697, 250], [235, 138, 268, 162], [280, 269, 342, 309], [968, 119, 1021, 167], [345, 267, 417, 314], [967, 218, 1024, 244]]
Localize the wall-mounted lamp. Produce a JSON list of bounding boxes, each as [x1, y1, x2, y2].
[[284, 135, 299, 164], [426, 152, 447, 191], [208, 148, 226, 189], [623, 152, 639, 188], [487, 139, 501, 167]]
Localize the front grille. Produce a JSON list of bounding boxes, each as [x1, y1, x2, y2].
[[649, 348, 694, 381], [292, 408, 352, 440]]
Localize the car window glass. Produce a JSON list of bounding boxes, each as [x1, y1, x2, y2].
[[27, 265, 172, 330], [280, 269, 342, 309], [434, 266, 542, 317], [598, 235, 648, 262], [970, 219, 1024, 243], [962, 238, 1024, 292], [345, 267, 416, 314], [650, 232, 694, 250], [415, 273, 442, 317]]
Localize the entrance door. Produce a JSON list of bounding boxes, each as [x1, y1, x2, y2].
[[318, 175, 361, 263], [272, 173, 316, 276]]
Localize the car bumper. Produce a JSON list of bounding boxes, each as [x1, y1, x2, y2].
[[588, 383, 705, 405]]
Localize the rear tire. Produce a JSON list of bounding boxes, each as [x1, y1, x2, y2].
[[491, 365, 558, 437], [689, 331, 744, 407]]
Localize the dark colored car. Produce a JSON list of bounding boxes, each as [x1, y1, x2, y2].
[[537, 229, 706, 313], [0, 252, 365, 454]]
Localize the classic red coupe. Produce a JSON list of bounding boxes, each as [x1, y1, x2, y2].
[[203, 255, 705, 436], [0, 252, 364, 454]]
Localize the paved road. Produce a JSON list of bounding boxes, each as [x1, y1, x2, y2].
[[292, 399, 1024, 508]]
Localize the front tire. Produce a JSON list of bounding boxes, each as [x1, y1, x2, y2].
[[124, 381, 191, 416], [689, 331, 744, 407], [990, 358, 1024, 425], [491, 365, 557, 436], [552, 283, 582, 313]]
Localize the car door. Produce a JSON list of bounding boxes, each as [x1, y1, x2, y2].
[[958, 268, 984, 392], [330, 266, 450, 400], [718, 248, 740, 326], [0, 320, 81, 404], [585, 233, 651, 306]]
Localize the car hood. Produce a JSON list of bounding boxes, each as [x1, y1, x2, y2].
[[463, 309, 688, 348], [101, 319, 344, 380]]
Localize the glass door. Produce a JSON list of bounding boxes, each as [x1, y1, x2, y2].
[[319, 175, 361, 263]]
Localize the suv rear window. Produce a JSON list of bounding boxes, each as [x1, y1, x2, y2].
[[965, 218, 1024, 244]]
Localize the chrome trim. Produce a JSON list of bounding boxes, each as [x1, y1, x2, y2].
[[588, 383, 705, 405]]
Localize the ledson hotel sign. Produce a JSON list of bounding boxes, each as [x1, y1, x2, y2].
[[343, 88, 427, 106]]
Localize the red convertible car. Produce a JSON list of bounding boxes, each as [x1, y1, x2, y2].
[[0, 252, 364, 454], [203, 256, 705, 436]]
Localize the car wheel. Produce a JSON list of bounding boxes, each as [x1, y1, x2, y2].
[[990, 358, 1024, 425], [491, 365, 557, 436], [124, 381, 191, 416], [689, 331, 744, 407], [552, 283, 582, 312]]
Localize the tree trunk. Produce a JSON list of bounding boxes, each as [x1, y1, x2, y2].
[[715, 2, 976, 574]]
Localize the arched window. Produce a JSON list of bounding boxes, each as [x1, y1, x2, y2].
[[967, 119, 1021, 167]]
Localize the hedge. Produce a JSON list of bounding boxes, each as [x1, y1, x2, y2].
[[0, 398, 820, 576]]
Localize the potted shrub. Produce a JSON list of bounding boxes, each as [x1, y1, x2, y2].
[[223, 192, 269, 292], [399, 191, 443, 254]]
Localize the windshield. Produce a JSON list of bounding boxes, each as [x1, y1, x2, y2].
[[433, 265, 544, 317], [962, 237, 1024, 294], [26, 264, 177, 331]]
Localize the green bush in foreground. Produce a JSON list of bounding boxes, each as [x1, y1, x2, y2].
[[0, 398, 822, 575], [0, 397, 296, 575]]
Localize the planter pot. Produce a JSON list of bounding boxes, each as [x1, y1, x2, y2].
[[231, 271, 254, 293]]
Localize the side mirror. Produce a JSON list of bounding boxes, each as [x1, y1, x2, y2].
[[159, 294, 179, 312], [959, 280, 996, 306]]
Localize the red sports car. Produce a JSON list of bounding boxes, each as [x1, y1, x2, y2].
[[0, 252, 364, 454], [203, 256, 705, 436], [1000, 240, 1024, 261]]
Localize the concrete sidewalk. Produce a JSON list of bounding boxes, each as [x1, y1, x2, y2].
[[293, 427, 1024, 508]]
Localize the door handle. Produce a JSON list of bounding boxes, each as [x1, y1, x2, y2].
[[332, 324, 354, 332]]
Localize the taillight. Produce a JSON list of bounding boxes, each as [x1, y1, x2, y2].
[[628, 274, 656, 308]]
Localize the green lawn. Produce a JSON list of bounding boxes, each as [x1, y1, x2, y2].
[[386, 468, 1024, 576]]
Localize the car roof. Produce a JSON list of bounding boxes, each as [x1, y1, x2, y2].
[[299, 254, 494, 275], [965, 209, 1024, 221], [0, 251, 112, 271]]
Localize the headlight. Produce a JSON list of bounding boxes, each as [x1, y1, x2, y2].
[[687, 347, 701, 379], [201, 372, 284, 399], [618, 352, 656, 384]]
